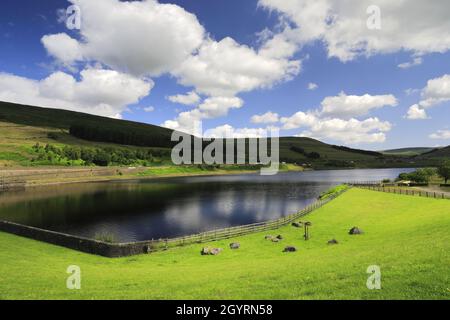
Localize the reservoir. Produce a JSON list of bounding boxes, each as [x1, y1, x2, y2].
[[0, 168, 412, 242]]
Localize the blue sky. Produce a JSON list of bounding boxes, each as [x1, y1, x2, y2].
[[0, 0, 449, 150]]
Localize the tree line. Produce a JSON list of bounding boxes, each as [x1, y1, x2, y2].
[[69, 123, 174, 148], [289, 145, 321, 159], [32, 143, 170, 166], [397, 162, 450, 184], [331, 145, 382, 157]]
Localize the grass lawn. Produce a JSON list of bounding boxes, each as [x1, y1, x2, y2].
[[0, 188, 449, 300]]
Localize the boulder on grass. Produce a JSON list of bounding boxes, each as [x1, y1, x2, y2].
[[201, 247, 223, 255], [210, 248, 223, 255], [283, 246, 297, 252], [349, 227, 363, 235], [327, 239, 339, 245], [229, 243, 240, 250], [201, 247, 211, 255], [292, 222, 302, 228]]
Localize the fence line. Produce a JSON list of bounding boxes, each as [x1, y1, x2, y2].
[[126, 187, 350, 252], [351, 183, 449, 200]]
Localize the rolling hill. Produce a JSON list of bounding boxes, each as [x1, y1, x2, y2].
[[381, 147, 435, 156], [0, 101, 446, 168], [417, 146, 450, 159]]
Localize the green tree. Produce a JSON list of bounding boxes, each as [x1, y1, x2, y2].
[[63, 146, 81, 160], [437, 161, 450, 184], [93, 149, 111, 166], [80, 148, 95, 165], [399, 168, 435, 183]]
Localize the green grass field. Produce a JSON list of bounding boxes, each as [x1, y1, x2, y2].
[[0, 188, 448, 300]]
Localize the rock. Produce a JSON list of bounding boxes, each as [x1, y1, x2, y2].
[[210, 248, 223, 255], [292, 222, 302, 228], [201, 247, 211, 255], [327, 239, 339, 245], [229, 242, 240, 249], [349, 227, 363, 235], [265, 235, 274, 240], [201, 247, 223, 255], [276, 235, 283, 240], [283, 246, 297, 252]]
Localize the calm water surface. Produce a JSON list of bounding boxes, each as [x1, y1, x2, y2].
[[0, 168, 413, 242]]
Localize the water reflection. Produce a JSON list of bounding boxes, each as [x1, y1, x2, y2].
[[0, 168, 413, 242]]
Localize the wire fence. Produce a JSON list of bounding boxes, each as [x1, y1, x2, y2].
[[126, 187, 350, 252], [351, 183, 449, 200]]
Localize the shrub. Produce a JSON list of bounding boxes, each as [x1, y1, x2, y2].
[[437, 160, 450, 184], [398, 168, 436, 183]]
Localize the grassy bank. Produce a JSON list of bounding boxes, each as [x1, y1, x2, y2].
[[0, 188, 448, 300], [0, 163, 305, 188]]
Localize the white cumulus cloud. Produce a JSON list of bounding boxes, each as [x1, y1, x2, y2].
[[258, 0, 450, 62], [398, 57, 423, 69], [41, 33, 84, 65], [41, 0, 303, 125], [162, 96, 244, 135], [143, 106, 155, 112], [0, 69, 152, 118], [406, 74, 450, 120], [320, 92, 398, 118], [43, 0, 205, 77], [173, 37, 301, 97], [281, 111, 317, 130], [280, 110, 391, 144], [307, 82, 318, 90], [167, 91, 200, 106], [406, 104, 428, 120], [251, 111, 279, 124], [429, 130, 450, 140]]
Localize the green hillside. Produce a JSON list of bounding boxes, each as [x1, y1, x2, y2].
[[0, 101, 445, 168], [0, 101, 174, 147], [418, 146, 450, 159], [382, 147, 435, 156]]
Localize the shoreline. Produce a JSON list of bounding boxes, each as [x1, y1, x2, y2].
[[0, 164, 306, 190]]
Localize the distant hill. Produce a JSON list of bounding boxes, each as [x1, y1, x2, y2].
[[381, 147, 435, 156], [417, 146, 450, 159], [0, 101, 175, 148], [0, 101, 444, 168]]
